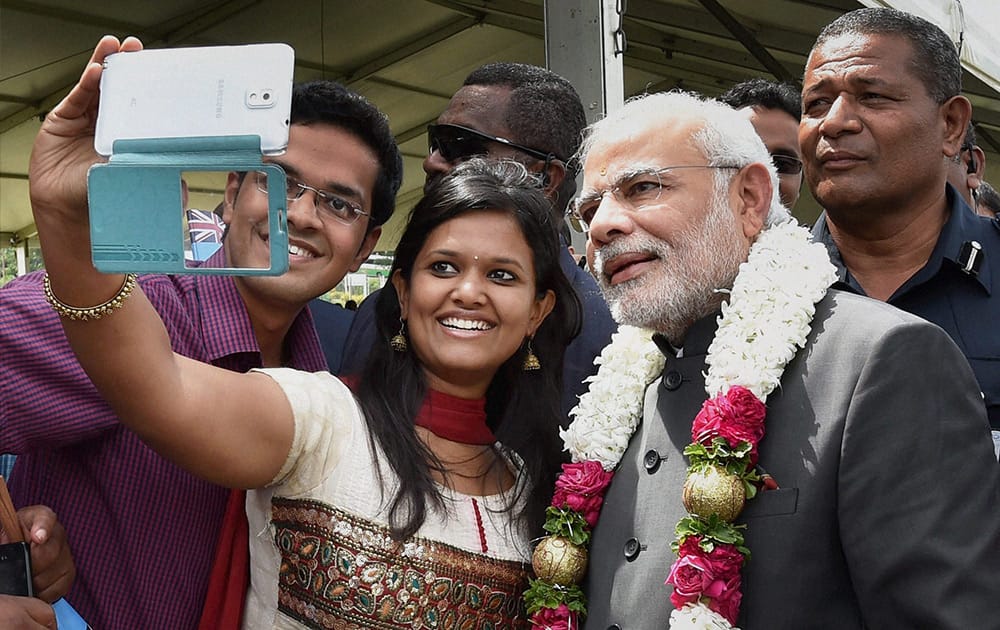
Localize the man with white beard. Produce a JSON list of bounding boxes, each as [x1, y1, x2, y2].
[[525, 91, 1000, 630]]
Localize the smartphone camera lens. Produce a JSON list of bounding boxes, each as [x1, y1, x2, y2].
[[247, 89, 276, 109]]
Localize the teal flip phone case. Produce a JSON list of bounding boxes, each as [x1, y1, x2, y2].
[[87, 135, 289, 275]]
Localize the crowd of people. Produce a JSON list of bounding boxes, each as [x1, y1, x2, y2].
[[1, 6, 999, 630]]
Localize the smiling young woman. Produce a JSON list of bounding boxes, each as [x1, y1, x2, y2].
[[358, 159, 581, 541], [392, 209, 555, 400], [37, 150, 581, 628]]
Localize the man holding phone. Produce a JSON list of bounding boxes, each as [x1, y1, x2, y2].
[[0, 504, 77, 629], [0, 36, 403, 629], [0, 595, 54, 629]]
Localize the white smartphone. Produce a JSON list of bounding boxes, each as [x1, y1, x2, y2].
[[94, 43, 294, 156]]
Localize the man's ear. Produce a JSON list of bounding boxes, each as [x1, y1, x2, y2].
[[539, 159, 567, 199], [941, 95, 973, 160], [222, 172, 242, 225], [732, 162, 772, 239], [349, 226, 382, 273], [968, 146, 986, 190]]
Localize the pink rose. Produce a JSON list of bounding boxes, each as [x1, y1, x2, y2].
[[704, 543, 743, 581], [554, 461, 614, 496], [707, 574, 742, 625], [529, 603, 576, 630], [691, 397, 724, 445], [691, 387, 766, 463], [675, 536, 707, 560], [667, 553, 715, 599], [551, 461, 614, 527], [676, 538, 743, 581], [719, 386, 766, 445], [668, 538, 745, 619]]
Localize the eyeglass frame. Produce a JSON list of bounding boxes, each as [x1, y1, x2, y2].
[[253, 170, 370, 225], [771, 154, 803, 176], [427, 123, 572, 169], [567, 164, 740, 232]]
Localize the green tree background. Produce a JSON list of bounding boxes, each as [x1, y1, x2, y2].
[[1, 245, 44, 286]]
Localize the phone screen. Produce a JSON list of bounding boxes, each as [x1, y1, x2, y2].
[[0, 542, 33, 597]]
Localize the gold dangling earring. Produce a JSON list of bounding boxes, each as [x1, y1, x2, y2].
[[390, 319, 408, 352], [522, 337, 541, 371]]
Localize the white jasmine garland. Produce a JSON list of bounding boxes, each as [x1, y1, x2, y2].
[[704, 221, 838, 399], [561, 324, 664, 468], [669, 604, 735, 630], [545, 220, 835, 629]]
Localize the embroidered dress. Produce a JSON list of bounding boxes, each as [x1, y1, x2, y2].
[[244, 369, 533, 630]]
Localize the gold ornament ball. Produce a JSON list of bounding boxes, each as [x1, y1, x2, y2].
[[532, 536, 588, 586], [682, 465, 746, 522]]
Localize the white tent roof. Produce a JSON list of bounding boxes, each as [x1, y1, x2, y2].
[[861, 0, 1000, 94]]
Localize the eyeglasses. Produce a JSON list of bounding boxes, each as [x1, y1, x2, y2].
[[254, 171, 369, 225], [772, 154, 803, 176], [567, 165, 738, 232], [427, 123, 560, 164]]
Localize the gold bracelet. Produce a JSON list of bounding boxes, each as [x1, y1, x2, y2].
[[43, 272, 137, 321]]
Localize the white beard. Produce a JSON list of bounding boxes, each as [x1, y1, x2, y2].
[[593, 187, 748, 343]]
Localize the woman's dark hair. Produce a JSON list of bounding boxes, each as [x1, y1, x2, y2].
[[356, 158, 582, 540]]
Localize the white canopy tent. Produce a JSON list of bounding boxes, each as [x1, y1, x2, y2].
[[860, 0, 1000, 94]]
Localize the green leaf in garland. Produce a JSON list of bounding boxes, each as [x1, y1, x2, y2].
[[542, 506, 591, 546], [684, 438, 755, 476], [671, 514, 749, 559], [523, 578, 587, 615]]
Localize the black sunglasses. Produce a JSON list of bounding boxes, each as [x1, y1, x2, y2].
[[772, 154, 803, 176], [427, 123, 560, 164]]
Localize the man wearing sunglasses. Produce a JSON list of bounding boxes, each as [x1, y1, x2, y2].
[[720, 79, 804, 209], [336, 62, 616, 423]]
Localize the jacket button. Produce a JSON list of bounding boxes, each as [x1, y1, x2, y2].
[[663, 370, 683, 391], [608, 626, 623, 630], [623, 537, 640, 561], [643, 449, 664, 473]]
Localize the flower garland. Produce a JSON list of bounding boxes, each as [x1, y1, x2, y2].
[[524, 220, 837, 629]]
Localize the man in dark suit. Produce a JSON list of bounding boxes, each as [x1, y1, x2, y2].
[[801, 8, 1000, 449], [307, 299, 353, 373], [334, 63, 616, 421], [574, 89, 1000, 628]]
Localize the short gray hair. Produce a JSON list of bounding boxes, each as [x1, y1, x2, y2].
[[577, 90, 790, 226]]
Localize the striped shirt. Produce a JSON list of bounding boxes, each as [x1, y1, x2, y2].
[[0, 266, 327, 630]]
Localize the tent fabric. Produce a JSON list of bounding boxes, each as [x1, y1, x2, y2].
[[859, 0, 1000, 94]]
